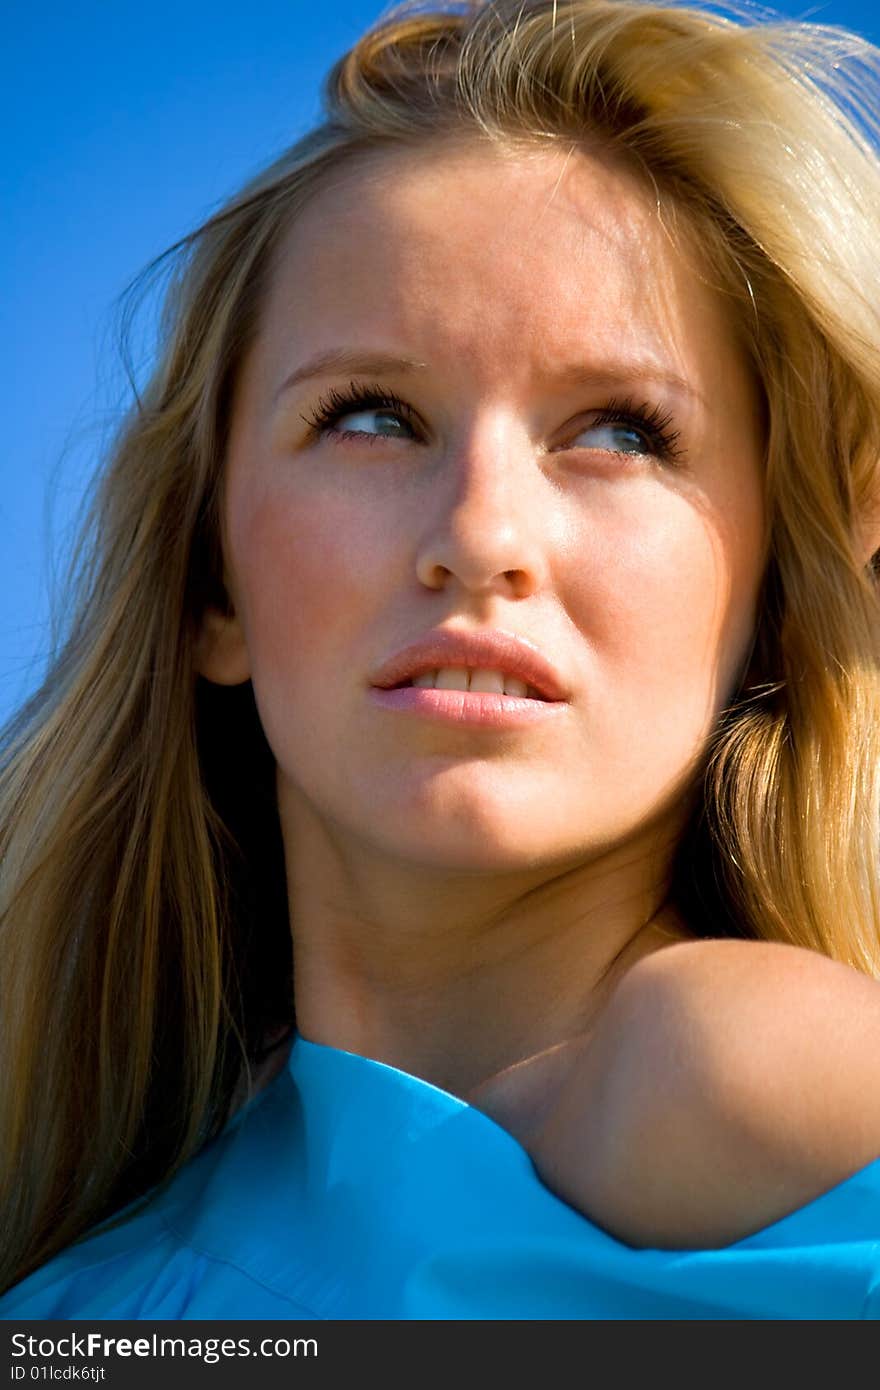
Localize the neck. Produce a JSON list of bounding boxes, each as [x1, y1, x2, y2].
[[282, 790, 690, 1097]]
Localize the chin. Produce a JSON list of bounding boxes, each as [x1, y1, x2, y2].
[[364, 800, 610, 876], [383, 834, 580, 876]]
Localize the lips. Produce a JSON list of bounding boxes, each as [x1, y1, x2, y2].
[[369, 628, 569, 703]]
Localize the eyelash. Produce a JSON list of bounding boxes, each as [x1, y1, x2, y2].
[[300, 380, 685, 466], [301, 383, 418, 442], [588, 396, 685, 466]]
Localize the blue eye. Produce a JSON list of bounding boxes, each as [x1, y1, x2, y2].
[[570, 397, 684, 464], [327, 408, 411, 440], [302, 384, 418, 443], [575, 422, 651, 454], [302, 383, 685, 465]]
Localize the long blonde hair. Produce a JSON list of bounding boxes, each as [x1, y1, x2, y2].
[[3, 0, 880, 1294]]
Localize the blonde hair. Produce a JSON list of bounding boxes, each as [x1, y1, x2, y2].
[[2, 0, 880, 1293]]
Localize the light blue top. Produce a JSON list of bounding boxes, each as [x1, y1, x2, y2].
[[4, 1033, 880, 1320]]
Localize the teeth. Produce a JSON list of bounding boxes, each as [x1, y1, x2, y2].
[[503, 676, 529, 698], [468, 669, 506, 695], [435, 666, 470, 691], [409, 668, 537, 697]]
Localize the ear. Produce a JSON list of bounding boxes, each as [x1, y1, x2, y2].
[[193, 601, 251, 686]]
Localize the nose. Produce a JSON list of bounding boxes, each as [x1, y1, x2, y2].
[[414, 417, 549, 600]]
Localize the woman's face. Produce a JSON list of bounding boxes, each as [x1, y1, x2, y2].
[[206, 140, 766, 873]]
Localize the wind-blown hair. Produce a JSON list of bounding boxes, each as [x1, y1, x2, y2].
[[2, 0, 879, 1294]]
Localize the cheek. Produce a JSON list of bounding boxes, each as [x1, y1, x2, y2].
[[227, 480, 394, 697], [570, 486, 763, 720]]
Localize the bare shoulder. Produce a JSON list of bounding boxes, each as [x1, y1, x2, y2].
[[529, 939, 880, 1249]]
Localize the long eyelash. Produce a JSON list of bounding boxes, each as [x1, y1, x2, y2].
[[300, 381, 417, 438], [590, 395, 686, 466], [300, 382, 686, 466]]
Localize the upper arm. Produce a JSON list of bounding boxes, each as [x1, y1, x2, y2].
[[528, 939, 880, 1249]]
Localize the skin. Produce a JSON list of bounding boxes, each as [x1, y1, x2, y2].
[[469, 938, 880, 1248], [196, 138, 880, 1247]]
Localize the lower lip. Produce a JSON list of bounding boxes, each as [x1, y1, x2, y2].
[[368, 686, 567, 727]]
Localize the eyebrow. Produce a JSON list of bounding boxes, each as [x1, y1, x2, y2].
[[274, 350, 428, 403], [273, 347, 703, 408]]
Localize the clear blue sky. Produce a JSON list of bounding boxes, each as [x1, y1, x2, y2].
[[3, 0, 879, 725]]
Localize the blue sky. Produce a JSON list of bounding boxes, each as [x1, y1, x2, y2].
[[3, 0, 879, 725]]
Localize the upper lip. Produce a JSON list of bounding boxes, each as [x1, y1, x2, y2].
[[369, 627, 569, 702]]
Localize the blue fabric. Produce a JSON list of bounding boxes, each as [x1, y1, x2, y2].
[[3, 1034, 880, 1319]]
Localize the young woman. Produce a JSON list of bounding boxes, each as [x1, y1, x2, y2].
[[2, 0, 880, 1318]]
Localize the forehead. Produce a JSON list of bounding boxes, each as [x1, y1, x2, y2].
[[255, 138, 741, 397]]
